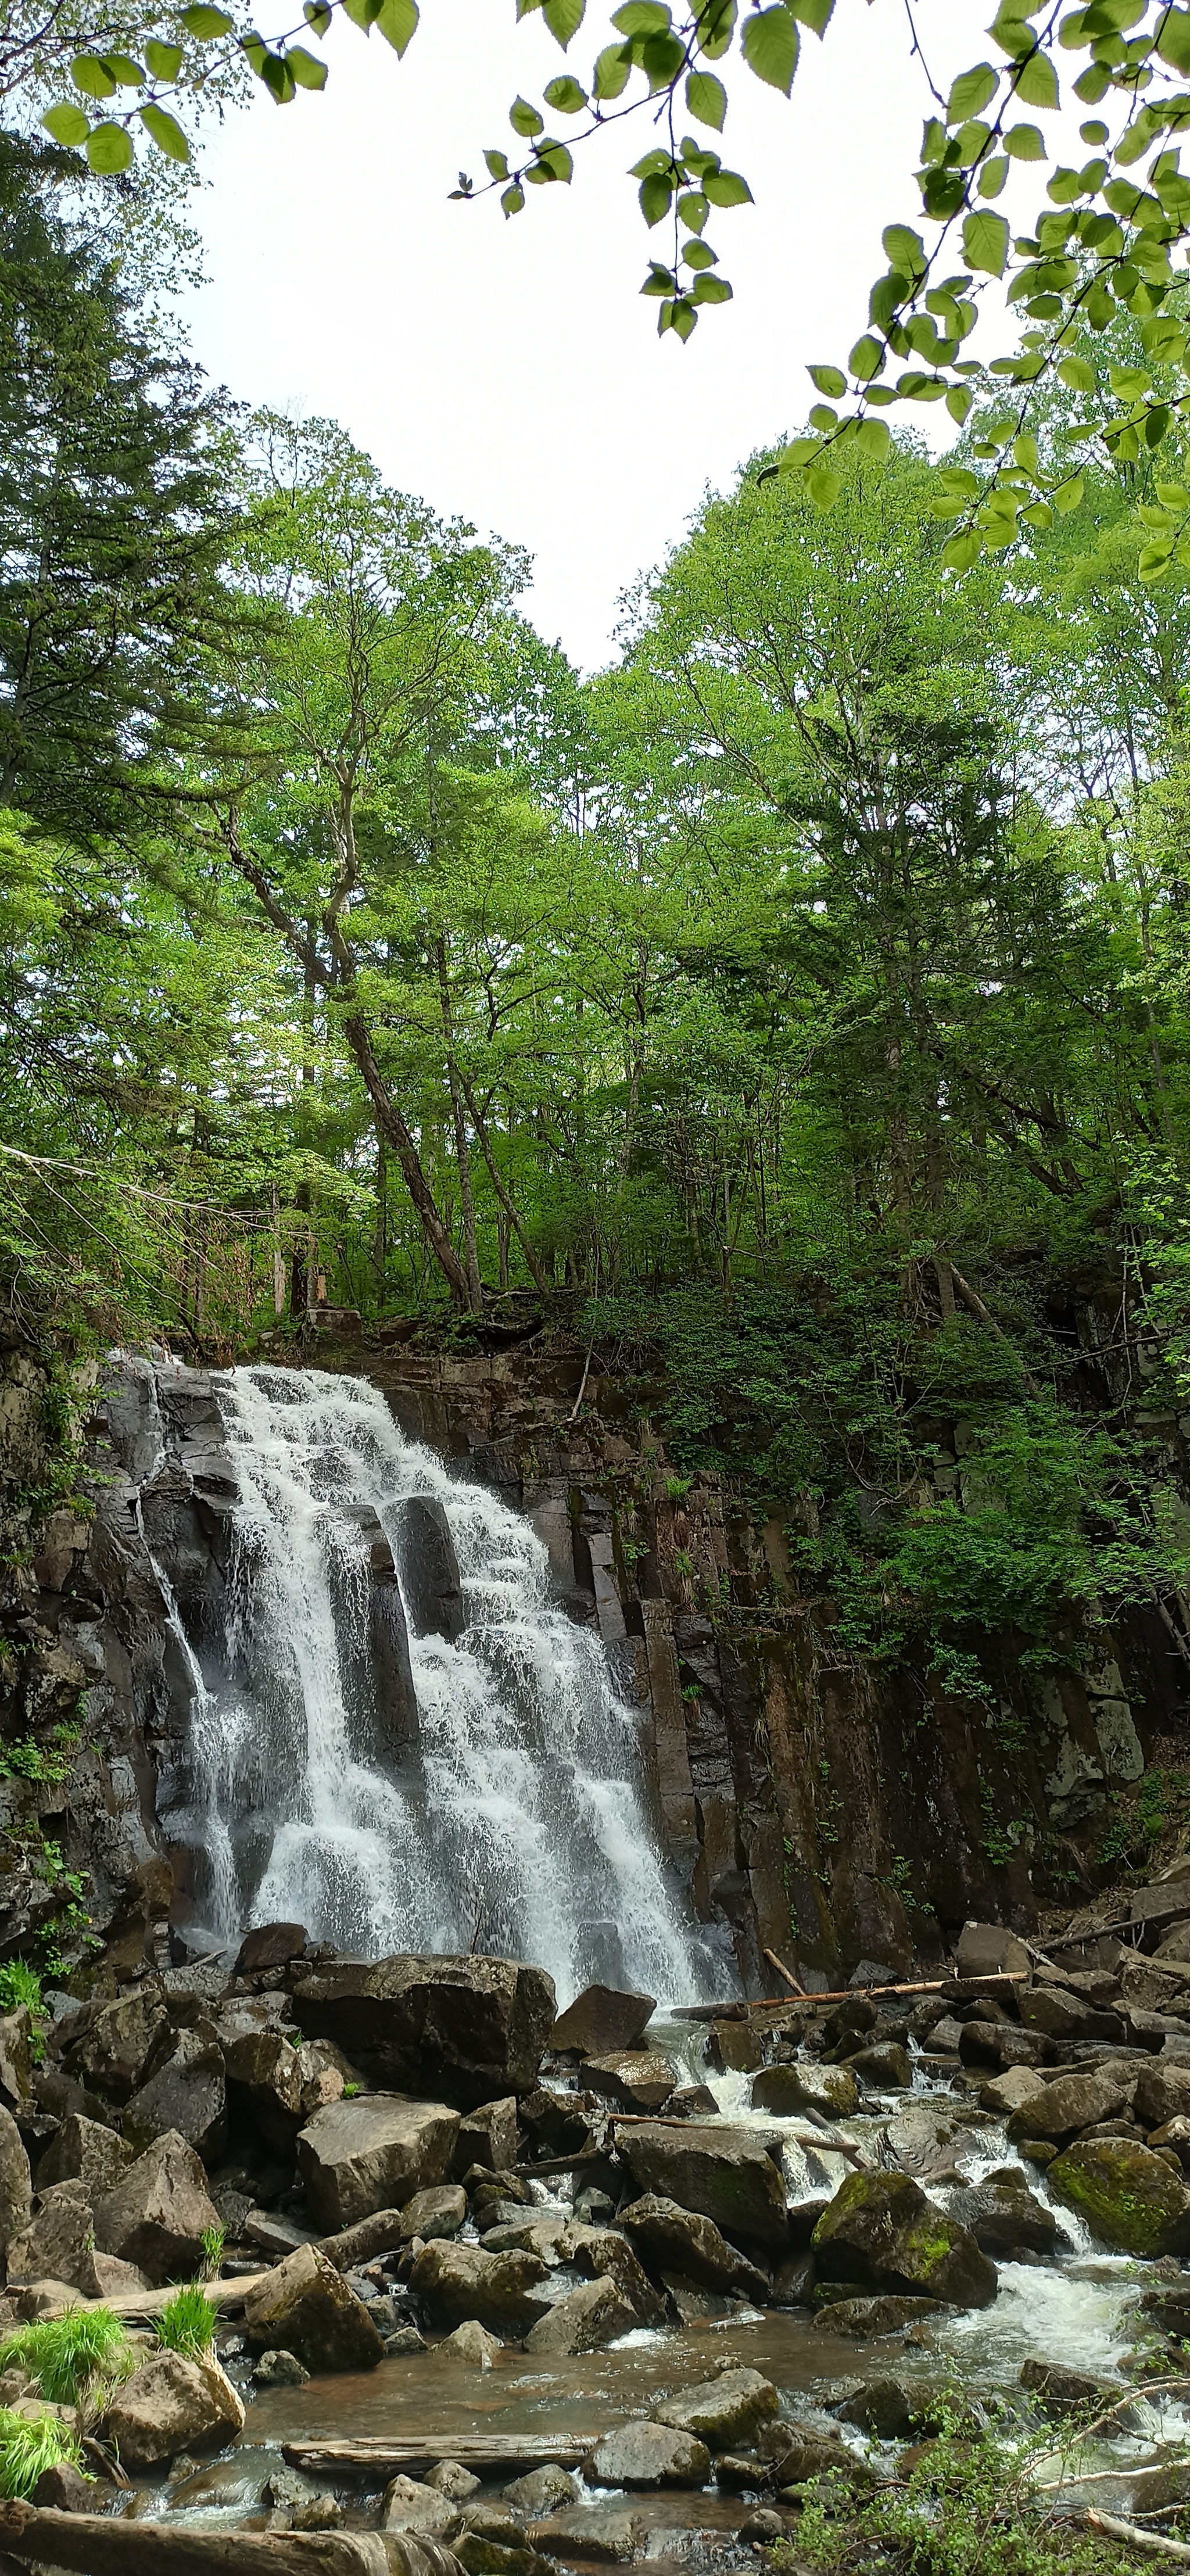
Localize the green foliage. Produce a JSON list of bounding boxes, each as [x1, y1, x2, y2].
[[1098, 1765, 1190, 1871], [155, 2283, 218, 2357], [779, 2412, 1139, 2574], [0, 2407, 86, 2502], [199, 2224, 226, 2280], [0, 2306, 132, 2406], [0, 1960, 43, 2019]]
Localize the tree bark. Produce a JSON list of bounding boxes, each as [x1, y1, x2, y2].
[[0, 2500, 454, 2575], [341, 1013, 469, 1308]]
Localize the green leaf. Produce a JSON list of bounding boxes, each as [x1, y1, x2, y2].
[[1013, 47, 1059, 108], [544, 73, 586, 108], [105, 54, 146, 84], [1052, 471, 1084, 512], [71, 53, 117, 96], [533, 137, 573, 179], [1141, 315, 1188, 362], [938, 464, 979, 496], [501, 182, 525, 214], [1004, 120, 1045, 157], [684, 238, 718, 268], [1109, 363, 1150, 397], [612, 0, 670, 28], [678, 189, 708, 230], [788, 0, 833, 26], [138, 100, 191, 152], [686, 69, 726, 126], [375, 0, 418, 54], [1021, 500, 1053, 529], [947, 62, 997, 123], [40, 102, 89, 144], [661, 295, 697, 341], [642, 261, 677, 295], [1013, 431, 1038, 475], [1138, 540, 1175, 579], [85, 119, 133, 170], [978, 157, 1008, 198], [849, 333, 884, 379], [741, 5, 798, 94], [510, 96, 544, 135], [485, 147, 510, 178], [144, 39, 184, 76], [805, 464, 842, 507], [696, 0, 737, 59], [703, 166, 752, 205], [641, 28, 685, 81], [1157, 6, 1190, 75], [639, 170, 672, 223], [962, 208, 1009, 274], [942, 531, 984, 571], [304, 0, 332, 27], [180, 3, 234, 31], [257, 48, 295, 99], [946, 384, 974, 424], [691, 270, 732, 300], [593, 43, 632, 95], [809, 363, 847, 396], [1057, 353, 1095, 389], [1156, 482, 1189, 505], [881, 223, 926, 277], [855, 416, 891, 460], [284, 43, 327, 85], [543, 0, 585, 45]]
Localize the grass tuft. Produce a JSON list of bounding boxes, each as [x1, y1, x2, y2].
[[0, 2406, 86, 2500], [0, 2307, 132, 2406], [155, 2283, 218, 2359]]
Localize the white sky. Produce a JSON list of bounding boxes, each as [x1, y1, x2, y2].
[[182, 0, 1038, 669]]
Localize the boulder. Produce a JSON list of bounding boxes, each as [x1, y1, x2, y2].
[[837, 2377, 919, 2438], [0, 2011, 32, 2110], [1046, 2139, 1190, 2256], [978, 2069, 1049, 2118], [443, 2320, 503, 2366], [296, 2093, 460, 2231], [652, 2368, 779, 2450], [845, 2043, 912, 2091], [959, 2179, 1059, 2259], [1020, 1989, 1122, 2045], [121, 2022, 227, 2165], [884, 2104, 973, 2179], [243, 2240, 385, 2373], [589, 2423, 711, 2488], [91, 2251, 152, 2298], [455, 2098, 518, 2177], [291, 1954, 556, 2108], [812, 2294, 945, 2335], [1019, 2358, 1117, 2417], [617, 2123, 788, 2252], [484, 2216, 567, 2262], [955, 1922, 1031, 1981], [380, 2475, 457, 2536], [1135, 2063, 1190, 2130], [1149, 2116, 1190, 2167], [581, 2053, 674, 2113], [617, 2193, 752, 2291], [523, 2278, 635, 2353], [400, 2185, 468, 2242], [318, 2209, 408, 2270], [1005, 2067, 1133, 2144], [234, 1921, 307, 1975], [7, 2185, 98, 2292], [223, 2026, 306, 2152], [530, 2507, 641, 2562], [102, 2349, 245, 2469], [36, 2113, 132, 2202], [551, 1986, 655, 2057], [958, 2025, 1052, 2071], [812, 2172, 997, 2308], [503, 2467, 576, 2515], [410, 2239, 550, 2337], [560, 2224, 667, 2323], [0, 2105, 31, 2254], [751, 2063, 858, 2120], [253, 2347, 310, 2388], [73, 1991, 169, 2104], [92, 2131, 221, 2285], [428, 2463, 483, 2500], [395, 1495, 465, 1642]]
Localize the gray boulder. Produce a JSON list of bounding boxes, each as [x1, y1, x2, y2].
[[845, 2042, 912, 2090], [102, 2349, 245, 2468], [410, 2239, 550, 2337], [503, 2467, 576, 2514], [379, 2476, 457, 2536], [618, 2123, 788, 2252], [223, 2025, 306, 2151], [551, 1986, 655, 2056], [291, 1953, 556, 2108], [443, 2320, 502, 2366], [243, 2240, 385, 2373], [617, 2193, 753, 2291], [121, 2022, 227, 2165], [400, 2184, 468, 2242], [35, 2112, 132, 2202], [752, 2063, 858, 2119], [297, 2093, 460, 2231], [455, 2097, 518, 2176], [812, 2294, 946, 2334], [589, 2423, 711, 2488], [1135, 2062, 1190, 2129], [522, 2278, 635, 2353], [0, 2105, 31, 2255], [8, 2183, 98, 2292], [652, 2369, 779, 2449], [582, 2052, 674, 2113], [560, 2223, 666, 2324], [73, 1991, 169, 2103], [234, 1921, 307, 1975], [812, 2172, 997, 2308], [1006, 2066, 1134, 2144], [955, 2178, 1058, 2259], [395, 1496, 465, 1642], [955, 1922, 1031, 1980], [92, 2130, 222, 2284]]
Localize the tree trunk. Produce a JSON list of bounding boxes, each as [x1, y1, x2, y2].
[[436, 945, 482, 1313], [0, 2499, 452, 2575], [458, 1072, 549, 1299], [342, 1012, 469, 1308]]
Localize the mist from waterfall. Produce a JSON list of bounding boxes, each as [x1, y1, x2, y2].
[[169, 1363, 719, 2008]]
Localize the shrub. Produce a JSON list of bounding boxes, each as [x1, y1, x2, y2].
[[0, 2407, 86, 2502], [155, 2284, 218, 2359], [0, 2306, 131, 2406]]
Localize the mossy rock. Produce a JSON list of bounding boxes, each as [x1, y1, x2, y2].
[[1046, 2140, 1190, 2257], [811, 2170, 997, 2309]]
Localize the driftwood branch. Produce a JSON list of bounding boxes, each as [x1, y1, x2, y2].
[[762, 1947, 805, 1996], [0, 2500, 459, 2574], [1084, 2508, 1190, 2561]]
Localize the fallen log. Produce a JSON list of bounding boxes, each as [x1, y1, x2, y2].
[[13, 2272, 270, 2323], [672, 1972, 1028, 2018], [284, 2435, 600, 2476], [762, 1948, 805, 1997], [0, 2499, 458, 2575], [1084, 2507, 1190, 2561]]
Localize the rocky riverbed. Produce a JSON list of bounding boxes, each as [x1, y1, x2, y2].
[[2, 1920, 1190, 2563]]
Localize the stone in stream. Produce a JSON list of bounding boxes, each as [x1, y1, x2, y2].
[[551, 1986, 655, 2056], [35, 2111, 132, 2201], [530, 2506, 643, 2561], [958, 2025, 1052, 2072], [399, 2184, 468, 2242], [616, 2192, 761, 2292], [243, 2240, 385, 2372], [297, 2092, 461, 2231], [751, 2063, 858, 2119], [957, 2176, 1059, 2260], [443, 2319, 503, 2365], [651, 2366, 779, 2449], [253, 2348, 310, 2387], [882, 2104, 972, 2176], [844, 2041, 912, 2090], [559, 2222, 668, 2323], [978, 2068, 1049, 2118], [1020, 1989, 1123, 2045], [1005, 2065, 1134, 2143], [812, 2172, 997, 2308], [764, 2425, 878, 2488], [454, 2097, 519, 2176], [588, 2422, 712, 2487], [580, 2051, 675, 2112], [0, 2106, 30, 2255], [410, 2239, 550, 2336], [737, 2507, 787, 2542], [1148, 2115, 1190, 2166], [522, 2276, 636, 2353], [811, 2294, 947, 2335], [1046, 2138, 1190, 2255], [836, 2377, 920, 2438], [380, 2474, 458, 2535], [503, 2467, 577, 2514], [616, 2122, 788, 2252], [1019, 2358, 1117, 2416], [1135, 2062, 1190, 2129], [770, 2249, 816, 2307], [91, 2127, 222, 2284], [290, 1954, 556, 2108], [483, 2217, 567, 2263], [395, 1495, 466, 1642], [121, 2021, 228, 2165], [102, 2348, 245, 2469], [428, 2462, 483, 2500], [30, 2459, 94, 2511]]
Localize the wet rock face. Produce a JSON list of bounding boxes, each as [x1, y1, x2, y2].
[[409, 2239, 551, 2337], [617, 2121, 789, 2252], [551, 1986, 655, 2056], [243, 2241, 385, 2373], [296, 2093, 461, 2233], [395, 1496, 465, 1642], [811, 2170, 998, 2309], [523, 2277, 636, 2353], [290, 1954, 556, 2111], [1046, 2138, 1190, 2256]]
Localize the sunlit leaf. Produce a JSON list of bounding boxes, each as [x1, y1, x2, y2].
[[741, 5, 798, 94], [85, 119, 134, 169], [686, 69, 726, 126], [139, 99, 191, 152], [40, 102, 90, 144]]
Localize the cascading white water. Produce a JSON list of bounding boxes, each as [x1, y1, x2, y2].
[[170, 1363, 719, 2008]]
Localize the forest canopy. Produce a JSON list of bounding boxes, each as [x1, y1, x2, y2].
[[3, 117, 1190, 1690]]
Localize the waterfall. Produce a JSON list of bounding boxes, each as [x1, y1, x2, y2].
[[167, 1363, 719, 2008]]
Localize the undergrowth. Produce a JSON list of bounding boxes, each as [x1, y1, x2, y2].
[[774, 2418, 1150, 2576], [156, 2284, 218, 2358], [0, 2306, 131, 2406], [0, 2407, 85, 2501]]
